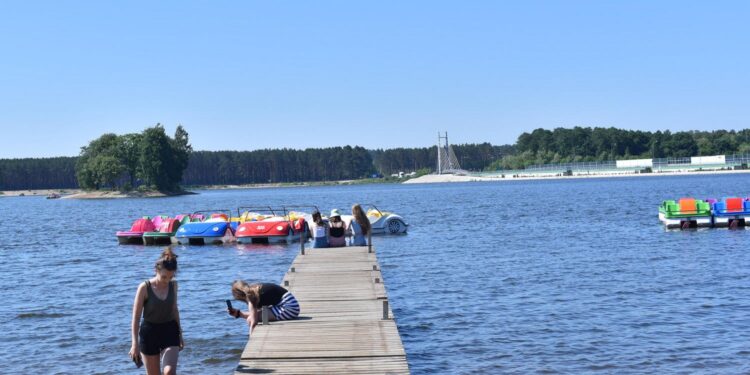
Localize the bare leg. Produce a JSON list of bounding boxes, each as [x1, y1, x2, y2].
[[142, 354, 161, 375], [161, 346, 180, 375]]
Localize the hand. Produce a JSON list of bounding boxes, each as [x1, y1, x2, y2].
[[129, 343, 139, 360], [246, 315, 257, 329], [179, 335, 184, 351]]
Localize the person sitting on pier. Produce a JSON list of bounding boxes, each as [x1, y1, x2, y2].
[[327, 209, 347, 247], [309, 210, 329, 248], [228, 280, 300, 329], [129, 247, 183, 374], [348, 204, 371, 246]]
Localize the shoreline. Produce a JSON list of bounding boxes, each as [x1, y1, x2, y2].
[[184, 178, 397, 191], [63, 190, 196, 199], [0, 189, 195, 199], [0, 188, 81, 198], [5, 169, 749, 197], [0, 179, 387, 198], [403, 168, 750, 184]]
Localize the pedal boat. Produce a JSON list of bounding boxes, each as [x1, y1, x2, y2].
[[711, 197, 750, 228], [143, 215, 188, 245], [363, 204, 408, 234], [658, 198, 712, 229], [235, 206, 309, 244], [175, 210, 235, 245], [335, 204, 409, 235], [116, 217, 157, 244]]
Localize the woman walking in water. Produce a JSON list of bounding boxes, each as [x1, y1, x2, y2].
[[129, 248, 183, 374], [228, 280, 300, 330]]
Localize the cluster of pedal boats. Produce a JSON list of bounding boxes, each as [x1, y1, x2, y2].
[[658, 197, 750, 229], [116, 204, 408, 245]]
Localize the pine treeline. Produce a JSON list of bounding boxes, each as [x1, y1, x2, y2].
[[183, 146, 374, 185], [370, 143, 514, 175], [0, 157, 78, 190], [5, 127, 750, 190], [486, 127, 750, 170]]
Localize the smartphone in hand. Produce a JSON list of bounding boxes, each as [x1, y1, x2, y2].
[[226, 299, 238, 318]]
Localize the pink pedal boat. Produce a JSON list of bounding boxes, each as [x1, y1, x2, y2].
[[116, 217, 157, 245]]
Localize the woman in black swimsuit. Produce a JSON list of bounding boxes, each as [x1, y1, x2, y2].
[[129, 248, 183, 374], [327, 209, 347, 247]]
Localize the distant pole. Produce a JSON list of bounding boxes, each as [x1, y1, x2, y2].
[[437, 132, 442, 175], [367, 230, 372, 253]]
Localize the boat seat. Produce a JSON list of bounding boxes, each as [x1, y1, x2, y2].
[[667, 202, 679, 213], [210, 213, 229, 221], [696, 200, 710, 214], [725, 197, 743, 212], [678, 198, 697, 214]]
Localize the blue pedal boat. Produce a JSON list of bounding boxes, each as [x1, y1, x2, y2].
[[711, 197, 750, 228], [175, 210, 236, 245]]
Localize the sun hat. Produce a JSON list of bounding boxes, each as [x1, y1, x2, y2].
[[330, 209, 341, 217]]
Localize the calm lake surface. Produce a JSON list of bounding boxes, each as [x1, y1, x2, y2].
[[2, 174, 750, 374]]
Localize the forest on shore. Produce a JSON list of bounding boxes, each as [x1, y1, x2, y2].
[[2, 126, 750, 190]]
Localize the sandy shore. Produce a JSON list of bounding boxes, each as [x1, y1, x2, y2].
[[0, 189, 81, 197], [63, 190, 196, 199], [0, 189, 196, 199], [404, 169, 750, 184]]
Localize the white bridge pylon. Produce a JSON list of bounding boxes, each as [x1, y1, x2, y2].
[[437, 132, 464, 175]]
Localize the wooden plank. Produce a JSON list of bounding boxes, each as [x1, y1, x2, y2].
[[237, 357, 409, 374], [234, 245, 408, 374]]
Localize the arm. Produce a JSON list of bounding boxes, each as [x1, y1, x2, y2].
[[129, 283, 147, 358], [173, 281, 184, 350], [227, 301, 256, 328], [245, 300, 258, 329]]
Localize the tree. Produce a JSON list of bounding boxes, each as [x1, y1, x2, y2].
[[74, 124, 192, 191], [169, 125, 192, 185], [138, 124, 174, 190], [76, 133, 123, 190], [91, 155, 125, 189], [120, 133, 143, 188]]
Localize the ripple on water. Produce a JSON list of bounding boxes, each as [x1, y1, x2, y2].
[[16, 312, 72, 319]]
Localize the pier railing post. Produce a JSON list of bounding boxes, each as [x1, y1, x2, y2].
[[262, 306, 269, 325], [382, 300, 389, 320], [300, 231, 305, 255], [368, 231, 372, 253]]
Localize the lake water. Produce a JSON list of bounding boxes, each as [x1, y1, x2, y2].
[[2, 174, 750, 374]]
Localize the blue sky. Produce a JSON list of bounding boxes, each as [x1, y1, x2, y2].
[[0, 1, 748, 158]]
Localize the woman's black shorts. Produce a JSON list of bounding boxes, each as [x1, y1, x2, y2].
[[139, 320, 180, 355]]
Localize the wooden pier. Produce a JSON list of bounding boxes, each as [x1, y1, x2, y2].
[[235, 245, 409, 374]]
